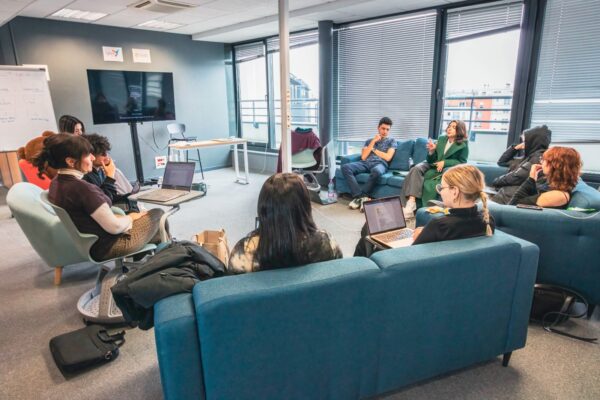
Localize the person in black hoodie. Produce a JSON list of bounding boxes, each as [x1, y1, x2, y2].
[[491, 125, 551, 204]]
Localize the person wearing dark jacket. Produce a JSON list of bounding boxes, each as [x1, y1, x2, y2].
[[491, 125, 551, 204], [82, 133, 139, 212]]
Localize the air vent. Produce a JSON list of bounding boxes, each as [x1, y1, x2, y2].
[[130, 0, 196, 14]]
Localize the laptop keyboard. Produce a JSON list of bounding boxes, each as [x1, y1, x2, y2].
[[139, 189, 187, 202], [374, 229, 413, 242]]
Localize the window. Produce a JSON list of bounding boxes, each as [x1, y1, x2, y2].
[[334, 11, 437, 149], [268, 32, 319, 148], [530, 0, 600, 171], [441, 1, 523, 162], [234, 42, 268, 144]]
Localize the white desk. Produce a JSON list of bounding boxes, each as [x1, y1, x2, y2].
[[169, 138, 249, 185]]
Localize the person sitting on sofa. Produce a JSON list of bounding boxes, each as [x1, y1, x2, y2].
[[82, 133, 139, 213], [491, 125, 551, 204], [402, 120, 469, 218], [341, 117, 397, 211], [58, 114, 85, 135], [354, 164, 494, 256], [228, 173, 342, 273], [35, 133, 165, 261], [509, 146, 581, 209]]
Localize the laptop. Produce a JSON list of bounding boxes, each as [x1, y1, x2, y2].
[[363, 196, 414, 248], [137, 162, 195, 202]]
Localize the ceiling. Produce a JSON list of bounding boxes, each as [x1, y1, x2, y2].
[[1, 0, 465, 43]]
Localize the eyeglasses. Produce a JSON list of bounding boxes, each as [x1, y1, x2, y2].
[[435, 184, 451, 193]]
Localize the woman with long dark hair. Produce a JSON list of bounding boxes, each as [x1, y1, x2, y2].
[[229, 173, 342, 272], [58, 115, 85, 135], [35, 133, 164, 261], [510, 146, 581, 209], [401, 120, 469, 217]]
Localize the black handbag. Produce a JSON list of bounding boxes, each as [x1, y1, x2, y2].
[[49, 325, 125, 375], [530, 284, 597, 343]]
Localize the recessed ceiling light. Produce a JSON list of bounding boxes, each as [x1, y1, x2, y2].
[[137, 20, 183, 30], [51, 8, 107, 21]]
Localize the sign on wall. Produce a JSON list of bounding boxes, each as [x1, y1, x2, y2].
[[132, 48, 152, 63], [102, 46, 123, 62]]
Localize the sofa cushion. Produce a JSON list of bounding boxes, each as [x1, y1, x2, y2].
[[570, 180, 600, 210], [389, 139, 414, 171], [413, 138, 429, 165], [356, 172, 391, 185], [387, 175, 406, 188]]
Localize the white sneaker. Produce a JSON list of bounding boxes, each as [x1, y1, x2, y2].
[[349, 197, 361, 210], [359, 196, 371, 212], [403, 201, 417, 218]]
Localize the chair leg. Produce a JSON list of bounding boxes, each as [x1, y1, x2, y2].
[[196, 149, 204, 180], [54, 266, 63, 286], [502, 352, 512, 367]]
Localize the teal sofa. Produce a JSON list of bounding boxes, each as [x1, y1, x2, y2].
[[154, 232, 538, 400], [335, 138, 429, 198]]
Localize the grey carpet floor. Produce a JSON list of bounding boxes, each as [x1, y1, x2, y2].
[[0, 169, 598, 400]]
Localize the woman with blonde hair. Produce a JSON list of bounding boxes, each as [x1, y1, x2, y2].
[[509, 146, 581, 209], [354, 164, 493, 256], [412, 164, 494, 244]]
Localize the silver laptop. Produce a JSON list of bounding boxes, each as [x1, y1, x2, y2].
[[137, 162, 195, 202], [363, 196, 414, 248]]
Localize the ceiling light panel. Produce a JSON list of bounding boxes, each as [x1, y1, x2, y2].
[[51, 8, 107, 21], [137, 19, 183, 30]]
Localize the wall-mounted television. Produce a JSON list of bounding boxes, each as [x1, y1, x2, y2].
[[86, 69, 176, 124]]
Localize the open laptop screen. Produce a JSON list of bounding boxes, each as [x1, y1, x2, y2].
[[363, 197, 407, 235], [161, 162, 195, 190]]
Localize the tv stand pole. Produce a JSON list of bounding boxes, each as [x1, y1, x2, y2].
[[128, 121, 146, 185]]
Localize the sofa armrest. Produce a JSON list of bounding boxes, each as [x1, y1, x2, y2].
[[340, 153, 361, 165], [154, 293, 206, 400], [469, 162, 509, 187]]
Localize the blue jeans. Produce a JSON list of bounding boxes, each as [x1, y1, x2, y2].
[[341, 161, 387, 198]]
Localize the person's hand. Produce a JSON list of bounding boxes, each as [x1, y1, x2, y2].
[[529, 164, 542, 180], [426, 138, 437, 153], [515, 142, 525, 151], [102, 157, 116, 179], [412, 227, 424, 241], [128, 211, 147, 221], [435, 160, 445, 172], [371, 134, 382, 144]]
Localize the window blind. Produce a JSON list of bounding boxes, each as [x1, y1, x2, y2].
[[234, 42, 265, 63], [530, 0, 600, 142], [334, 12, 437, 141], [446, 1, 523, 41], [266, 31, 318, 53]]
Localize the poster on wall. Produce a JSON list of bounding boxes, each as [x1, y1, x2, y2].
[[102, 46, 124, 62], [132, 48, 152, 64]]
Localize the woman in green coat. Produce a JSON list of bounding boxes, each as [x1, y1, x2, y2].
[[402, 120, 469, 216]]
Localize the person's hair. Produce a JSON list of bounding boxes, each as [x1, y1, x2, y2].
[[58, 115, 85, 134], [448, 120, 467, 144], [543, 146, 582, 192], [253, 173, 318, 270], [442, 164, 492, 236], [33, 133, 93, 177], [82, 133, 111, 156], [378, 117, 393, 127]]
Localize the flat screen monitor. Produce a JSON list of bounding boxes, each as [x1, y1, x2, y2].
[[86, 69, 176, 124]]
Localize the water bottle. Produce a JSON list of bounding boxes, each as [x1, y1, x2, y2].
[[327, 179, 336, 203]]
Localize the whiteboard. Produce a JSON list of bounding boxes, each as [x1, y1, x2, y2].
[[0, 66, 58, 151]]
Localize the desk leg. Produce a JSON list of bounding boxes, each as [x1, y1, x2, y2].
[[160, 205, 180, 243], [234, 143, 249, 185]]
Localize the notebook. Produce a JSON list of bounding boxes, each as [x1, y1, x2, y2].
[[363, 196, 414, 248], [137, 162, 195, 203]]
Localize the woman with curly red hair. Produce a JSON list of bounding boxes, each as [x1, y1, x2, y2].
[[510, 146, 582, 209]]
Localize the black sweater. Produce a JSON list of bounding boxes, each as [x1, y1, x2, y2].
[[413, 206, 495, 245]]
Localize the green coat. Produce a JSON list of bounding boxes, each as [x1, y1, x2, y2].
[[421, 135, 469, 206]]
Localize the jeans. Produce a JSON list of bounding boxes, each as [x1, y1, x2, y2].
[[341, 161, 387, 198]]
